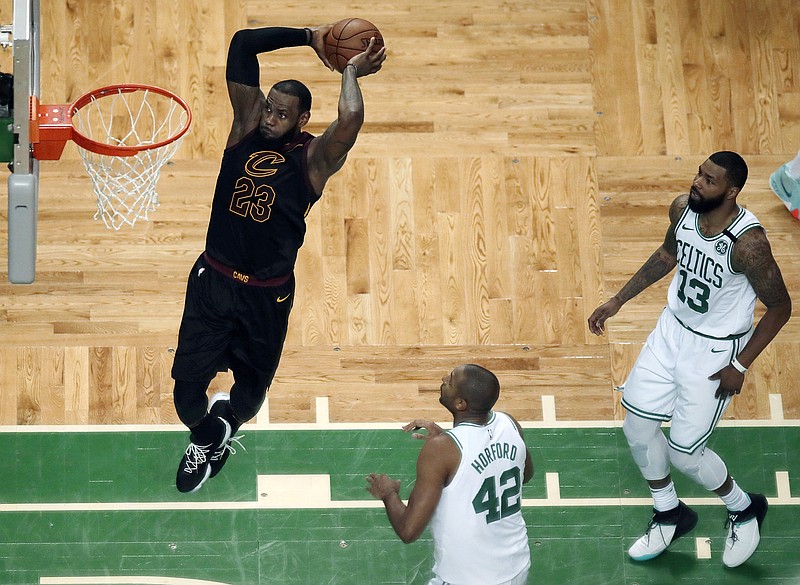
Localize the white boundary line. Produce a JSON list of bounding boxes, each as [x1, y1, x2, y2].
[[2, 471, 797, 513], [1, 391, 796, 432], [40, 578, 231, 585], [3, 494, 797, 512], [1, 416, 797, 433]]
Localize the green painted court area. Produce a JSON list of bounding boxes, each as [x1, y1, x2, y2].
[[2, 426, 799, 584]]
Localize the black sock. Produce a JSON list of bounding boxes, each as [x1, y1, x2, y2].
[[220, 400, 243, 435]]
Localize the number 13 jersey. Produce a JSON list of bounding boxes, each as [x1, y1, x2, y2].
[[667, 204, 760, 339], [430, 411, 530, 585]]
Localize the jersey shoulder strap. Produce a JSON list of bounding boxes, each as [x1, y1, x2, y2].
[[726, 206, 761, 239]]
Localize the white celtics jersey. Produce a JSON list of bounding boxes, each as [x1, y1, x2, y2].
[[667, 204, 760, 338], [429, 411, 530, 585]]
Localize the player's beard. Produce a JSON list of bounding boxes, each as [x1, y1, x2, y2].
[[688, 188, 726, 213], [259, 125, 298, 149], [259, 132, 287, 150]]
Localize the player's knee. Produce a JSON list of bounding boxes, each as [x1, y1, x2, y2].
[[629, 439, 671, 480], [622, 416, 649, 466], [231, 398, 261, 422], [669, 446, 728, 490], [628, 439, 650, 469], [623, 414, 670, 479], [623, 412, 661, 444], [669, 448, 699, 476]]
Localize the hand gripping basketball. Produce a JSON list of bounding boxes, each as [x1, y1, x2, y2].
[[324, 18, 386, 74]]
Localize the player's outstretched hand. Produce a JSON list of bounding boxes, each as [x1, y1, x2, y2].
[[588, 297, 623, 335], [366, 473, 401, 500], [308, 24, 335, 71], [347, 37, 386, 77], [402, 419, 444, 440]]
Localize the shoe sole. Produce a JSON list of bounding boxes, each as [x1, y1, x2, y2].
[[179, 464, 212, 494], [629, 551, 664, 562]]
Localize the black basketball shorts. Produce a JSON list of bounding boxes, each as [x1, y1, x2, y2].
[[171, 254, 295, 385]]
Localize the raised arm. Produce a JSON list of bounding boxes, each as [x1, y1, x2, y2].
[[224, 26, 331, 147], [306, 37, 386, 194], [588, 195, 685, 335]]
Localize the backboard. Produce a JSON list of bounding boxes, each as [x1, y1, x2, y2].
[[4, 0, 39, 283]]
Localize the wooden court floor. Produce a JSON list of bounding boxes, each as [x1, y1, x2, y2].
[[0, 0, 797, 426], [0, 1, 799, 582]]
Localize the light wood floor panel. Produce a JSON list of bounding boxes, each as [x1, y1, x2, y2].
[[1, 0, 799, 426]]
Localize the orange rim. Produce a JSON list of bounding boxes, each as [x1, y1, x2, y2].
[[69, 83, 192, 156]]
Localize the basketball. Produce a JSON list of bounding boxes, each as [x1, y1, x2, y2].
[[324, 18, 384, 73]]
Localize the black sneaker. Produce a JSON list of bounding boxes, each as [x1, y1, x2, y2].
[[628, 501, 698, 561], [176, 416, 231, 493], [723, 492, 768, 567], [208, 393, 245, 478]]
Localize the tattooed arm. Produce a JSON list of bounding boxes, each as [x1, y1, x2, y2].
[[588, 195, 686, 335], [709, 227, 792, 398], [306, 36, 386, 195]]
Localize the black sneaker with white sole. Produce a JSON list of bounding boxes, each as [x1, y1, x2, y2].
[[176, 416, 231, 493], [208, 392, 245, 478]]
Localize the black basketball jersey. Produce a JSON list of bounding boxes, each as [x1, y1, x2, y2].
[[204, 129, 321, 279]]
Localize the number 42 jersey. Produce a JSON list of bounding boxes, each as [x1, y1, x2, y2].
[[430, 411, 530, 585], [667, 204, 760, 339]]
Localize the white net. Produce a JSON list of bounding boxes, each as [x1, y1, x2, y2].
[[71, 87, 190, 230]]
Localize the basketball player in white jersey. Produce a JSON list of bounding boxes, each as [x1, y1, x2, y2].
[[588, 151, 791, 568], [367, 364, 533, 585]]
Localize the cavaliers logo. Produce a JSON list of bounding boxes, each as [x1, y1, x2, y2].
[[715, 240, 729, 255], [229, 150, 286, 222], [244, 151, 286, 177]]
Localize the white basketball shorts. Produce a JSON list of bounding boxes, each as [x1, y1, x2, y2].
[[621, 308, 753, 454]]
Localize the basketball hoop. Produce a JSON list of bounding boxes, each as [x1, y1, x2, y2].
[[31, 84, 192, 229]]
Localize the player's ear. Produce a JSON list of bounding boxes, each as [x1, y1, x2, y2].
[[298, 111, 310, 128], [454, 397, 468, 412]]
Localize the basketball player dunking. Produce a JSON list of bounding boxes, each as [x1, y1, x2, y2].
[[171, 24, 386, 493], [588, 151, 791, 568]]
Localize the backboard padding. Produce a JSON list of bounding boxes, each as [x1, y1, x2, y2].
[[6, 0, 39, 283]]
